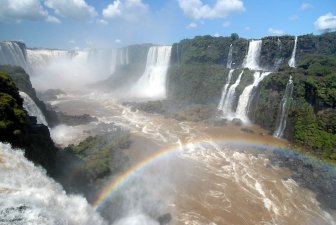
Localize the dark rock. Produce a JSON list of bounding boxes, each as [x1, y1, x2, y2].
[[241, 128, 254, 133], [232, 118, 242, 126], [157, 213, 172, 225]]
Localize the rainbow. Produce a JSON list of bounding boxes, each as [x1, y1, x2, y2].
[[92, 136, 289, 209]]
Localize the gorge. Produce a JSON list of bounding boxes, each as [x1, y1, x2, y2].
[[0, 31, 336, 225]]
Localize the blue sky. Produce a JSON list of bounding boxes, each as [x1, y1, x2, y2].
[[0, 0, 335, 49]]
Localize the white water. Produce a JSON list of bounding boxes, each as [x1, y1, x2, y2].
[[274, 76, 294, 138], [235, 72, 271, 123], [220, 71, 244, 117], [19, 91, 48, 126], [218, 69, 234, 111], [0, 142, 106, 225], [288, 36, 298, 68], [0, 41, 32, 74], [132, 46, 172, 99], [227, 44, 233, 69], [244, 40, 262, 70]]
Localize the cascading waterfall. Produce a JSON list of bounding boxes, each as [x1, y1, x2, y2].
[[19, 91, 48, 126], [27, 49, 69, 71], [288, 36, 298, 68], [273, 76, 294, 138], [220, 71, 244, 117], [227, 44, 233, 69], [0, 142, 106, 225], [132, 46, 172, 99], [0, 41, 32, 74], [235, 72, 271, 123], [244, 40, 262, 70], [218, 69, 234, 111]]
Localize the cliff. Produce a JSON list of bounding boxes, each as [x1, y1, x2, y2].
[[167, 32, 336, 162], [0, 71, 58, 174]]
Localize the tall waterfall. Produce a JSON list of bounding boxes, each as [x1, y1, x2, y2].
[[218, 69, 234, 111], [132, 46, 172, 99], [0, 142, 106, 225], [19, 91, 48, 126], [220, 71, 244, 117], [227, 44, 233, 69], [288, 36, 298, 68], [0, 41, 32, 74], [274, 76, 294, 138], [235, 72, 271, 123], [244, 40, 262, 70]]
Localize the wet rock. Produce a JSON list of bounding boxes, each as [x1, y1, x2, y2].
[[232, 118, 242, 126], [157, 213, 172, 225], [241, 128, 254, 133]]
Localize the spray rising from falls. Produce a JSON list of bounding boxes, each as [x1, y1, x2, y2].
[[19, 91, 48, 126], [244, 40, 262, 70], [235, 72, 271, 123], [288, 36, 298, 68], [0, 142, 106, 225], [220, 71, 244, 117], [274, 76, 294, 138], [132, 46, 172, 99]]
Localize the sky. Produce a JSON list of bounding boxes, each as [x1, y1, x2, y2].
[[0, 0, 336, 49]]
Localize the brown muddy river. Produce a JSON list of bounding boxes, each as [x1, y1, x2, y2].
[[51, 92, 336, 225]]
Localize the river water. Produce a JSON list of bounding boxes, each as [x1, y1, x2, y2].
[[49, 91, 336, 225]]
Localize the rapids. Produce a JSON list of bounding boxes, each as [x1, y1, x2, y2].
[[47, 91, 336, 225]]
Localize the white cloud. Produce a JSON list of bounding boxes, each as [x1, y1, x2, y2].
[[177, 0, 245, 20], [103, 0, 149, 22], [45, 0, 97, 21], [244, 26, 250, 31], [69, 40, 76, 44], [97, 19, 108, 25], [268, 28, 286, 36], [115, 38, 122, 44], [213, 33, 220, 37], [289, 15, 299, 21], [186, 22, 198, 29], [46, 15, 61, 24], [0, 0, 48, 22], [314, 12, 336, 31], [222, 21, 231, 28], [300, 3, 312, 11]]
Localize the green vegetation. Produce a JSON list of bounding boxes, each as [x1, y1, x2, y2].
[[0, 65, 59, 126], [252, 54, 336, 162], [0, 71, 58, 174], [65, 129, 130, 183], [167, 32, 336, 162]]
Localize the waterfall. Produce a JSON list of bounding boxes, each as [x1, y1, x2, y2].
[[220, 70, 244, 117], [0, 41, 32, 74], [132, 46, 172, 99], [244, 40, 262, 70], [19, 92, 48, 126], [235, 72, 271, 123], [288, 36, 298, 68], [274, 76, 294, 138], [118, 48, 129, 65], [218, 69, 234, 111], [227, 44, 233, 69], [0, 142, 106, 225], [27, 49, 69, 71]]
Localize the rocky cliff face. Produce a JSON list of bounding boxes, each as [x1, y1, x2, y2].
[[0, 71, 58, 174], [167, 32, 336, 161], [0, 65, 59, 127]]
